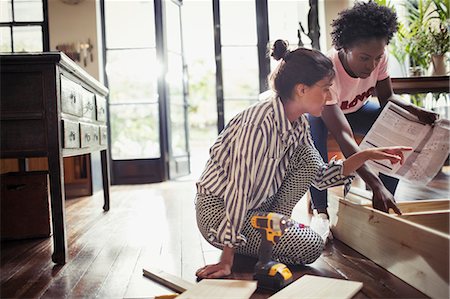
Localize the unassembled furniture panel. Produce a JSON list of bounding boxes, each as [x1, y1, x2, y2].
[[175, 279, 257, 299], [268, 275, 363, 299], [328, 193, 449, 299]]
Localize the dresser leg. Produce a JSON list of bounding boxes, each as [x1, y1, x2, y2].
[[48, 154, 67, 265], [101, 149, 110, 211]]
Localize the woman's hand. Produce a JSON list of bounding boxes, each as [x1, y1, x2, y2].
[[409, 106, 439, 125], [195, 262, 232, 279], [372, 184, 402, 215], [196, 245, 234, 279], [343, 146, 412, 176], [364, 146, 413, 165]]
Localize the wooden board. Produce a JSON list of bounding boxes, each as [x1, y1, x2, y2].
[[398, 210, 449, 234], [328, 195, 450, 299], [268, 275, 362, 299], [143, 268, 195, 294], [175, 279, 257, 299]]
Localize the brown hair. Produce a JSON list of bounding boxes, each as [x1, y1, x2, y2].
[[269, 40, 335, 101]]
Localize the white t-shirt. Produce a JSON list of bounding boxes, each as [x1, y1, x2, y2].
[[326, 48, 389, 114]]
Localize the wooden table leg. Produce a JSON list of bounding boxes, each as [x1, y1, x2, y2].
[[47, 153, 67, 265], [101, 149, 110, 211]]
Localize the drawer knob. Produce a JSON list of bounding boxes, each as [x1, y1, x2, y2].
[[69, 131, 76, 141], [70, 93, 77, 103], [85, 134, 91, 142]]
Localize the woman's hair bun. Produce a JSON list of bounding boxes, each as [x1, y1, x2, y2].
[[271, 39, 290, 61]]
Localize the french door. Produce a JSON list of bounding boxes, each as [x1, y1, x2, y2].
[[102, 0, 189, 184]]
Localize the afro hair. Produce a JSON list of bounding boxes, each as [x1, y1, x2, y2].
[[331, 1, 398, 50]]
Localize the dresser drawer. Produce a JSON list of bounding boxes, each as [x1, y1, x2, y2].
[[80, 123, 100, 148], [100, 126, 108, 146], [82, 89, 96, 120], [60, 76, 83, 117], [96, 96, 107, 122], [62, 119, 80, 149]]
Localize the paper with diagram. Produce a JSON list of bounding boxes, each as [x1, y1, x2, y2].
[[360, 101, 450, 185]]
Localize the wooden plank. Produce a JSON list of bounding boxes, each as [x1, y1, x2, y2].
[[397, 210, 449, 234], [328, 195, 450, 299], [393, 199, 450, 214], [268, 275, 362, 299], [175, 279, 257, 299], [326, 241, 427, 299], [142, 268, 195, 294]]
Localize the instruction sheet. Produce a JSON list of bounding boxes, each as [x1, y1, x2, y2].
[[360, 102, 450, 185]]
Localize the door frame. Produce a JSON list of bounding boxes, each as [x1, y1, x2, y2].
[[100, 0, 190, 184]]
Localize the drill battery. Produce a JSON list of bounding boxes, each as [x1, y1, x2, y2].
[[253, 260, 293, 291]]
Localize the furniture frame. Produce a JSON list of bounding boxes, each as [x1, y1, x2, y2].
[[0, 52, 110, 264], [328, 190, 449, 298]]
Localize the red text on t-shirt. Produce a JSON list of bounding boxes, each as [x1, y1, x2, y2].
[[340, 87, 375, 111]]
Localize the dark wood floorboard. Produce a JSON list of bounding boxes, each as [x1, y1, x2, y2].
[[1, 168, 448, 299]]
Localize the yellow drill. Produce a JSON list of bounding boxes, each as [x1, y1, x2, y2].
[[250, 212, 294, 291]]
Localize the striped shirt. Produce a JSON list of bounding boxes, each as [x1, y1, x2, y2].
[[196, 95, 352, 247]]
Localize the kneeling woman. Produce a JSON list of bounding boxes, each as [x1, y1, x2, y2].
[[195, 40, 410, 279]]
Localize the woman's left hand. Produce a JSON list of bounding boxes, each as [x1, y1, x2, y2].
[[410, 106, 439, 125], [195, 262, 232, 279], [366, 146, 413, 165]]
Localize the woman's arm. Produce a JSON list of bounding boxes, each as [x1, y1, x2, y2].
[[321, 104, 386, 187], [342, 146, 412, 176], [376, 78, 438, 124], [321, 104, 402, 214]]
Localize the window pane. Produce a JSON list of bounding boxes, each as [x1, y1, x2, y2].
[[0, 0, 12, 22], [224, 99, 256, 124], [0, 27, 12, 52], [220, 0, 256, 45], [170, 104, 187, 156], [13, 26, 42, 52], [106, 49, 158, 104], [222, 46, 259, 98], [166, 0, 182, 53], [110, 104, 160, 159], [14, 0, 43, 22], [167, 52, 184, 104], [105, 0, 155, 49], [268, 0, 309, 46]]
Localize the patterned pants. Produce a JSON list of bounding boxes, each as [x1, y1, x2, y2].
[[196, 144, 324, 265]]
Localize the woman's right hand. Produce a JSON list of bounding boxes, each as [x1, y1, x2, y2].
[[195, 262, 232, 279]]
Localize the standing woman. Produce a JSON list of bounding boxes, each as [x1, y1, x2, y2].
[[195, 40, 411, 279], [309, 1, 438, 217]]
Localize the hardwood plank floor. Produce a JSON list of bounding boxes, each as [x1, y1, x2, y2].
[[1, 168, 448, 298]]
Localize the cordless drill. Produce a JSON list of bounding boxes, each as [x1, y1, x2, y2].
[[250, 212, 294, 291]]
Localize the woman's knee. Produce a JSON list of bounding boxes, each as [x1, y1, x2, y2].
[[274, 226, 324, 265]]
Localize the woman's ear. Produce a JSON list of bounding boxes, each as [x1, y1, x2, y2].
[[295, 83, 307, 96]]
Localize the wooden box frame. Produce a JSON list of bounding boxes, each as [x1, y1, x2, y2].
[[328, 191, 449, 299]]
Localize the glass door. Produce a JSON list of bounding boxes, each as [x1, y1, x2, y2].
[[164, 0, 190, 178], [102, 0, 189, 184]]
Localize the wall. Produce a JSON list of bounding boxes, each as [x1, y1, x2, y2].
[[48, 0, 101, 80], [323, 0, 351, 51], [48, 0, 104, 193]]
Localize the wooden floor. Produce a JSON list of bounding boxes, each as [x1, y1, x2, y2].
[[1, 168, 448, 299]]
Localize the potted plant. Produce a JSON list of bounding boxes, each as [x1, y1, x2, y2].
[[386, 0, 449, 76], [427, 23, 449, 75]]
